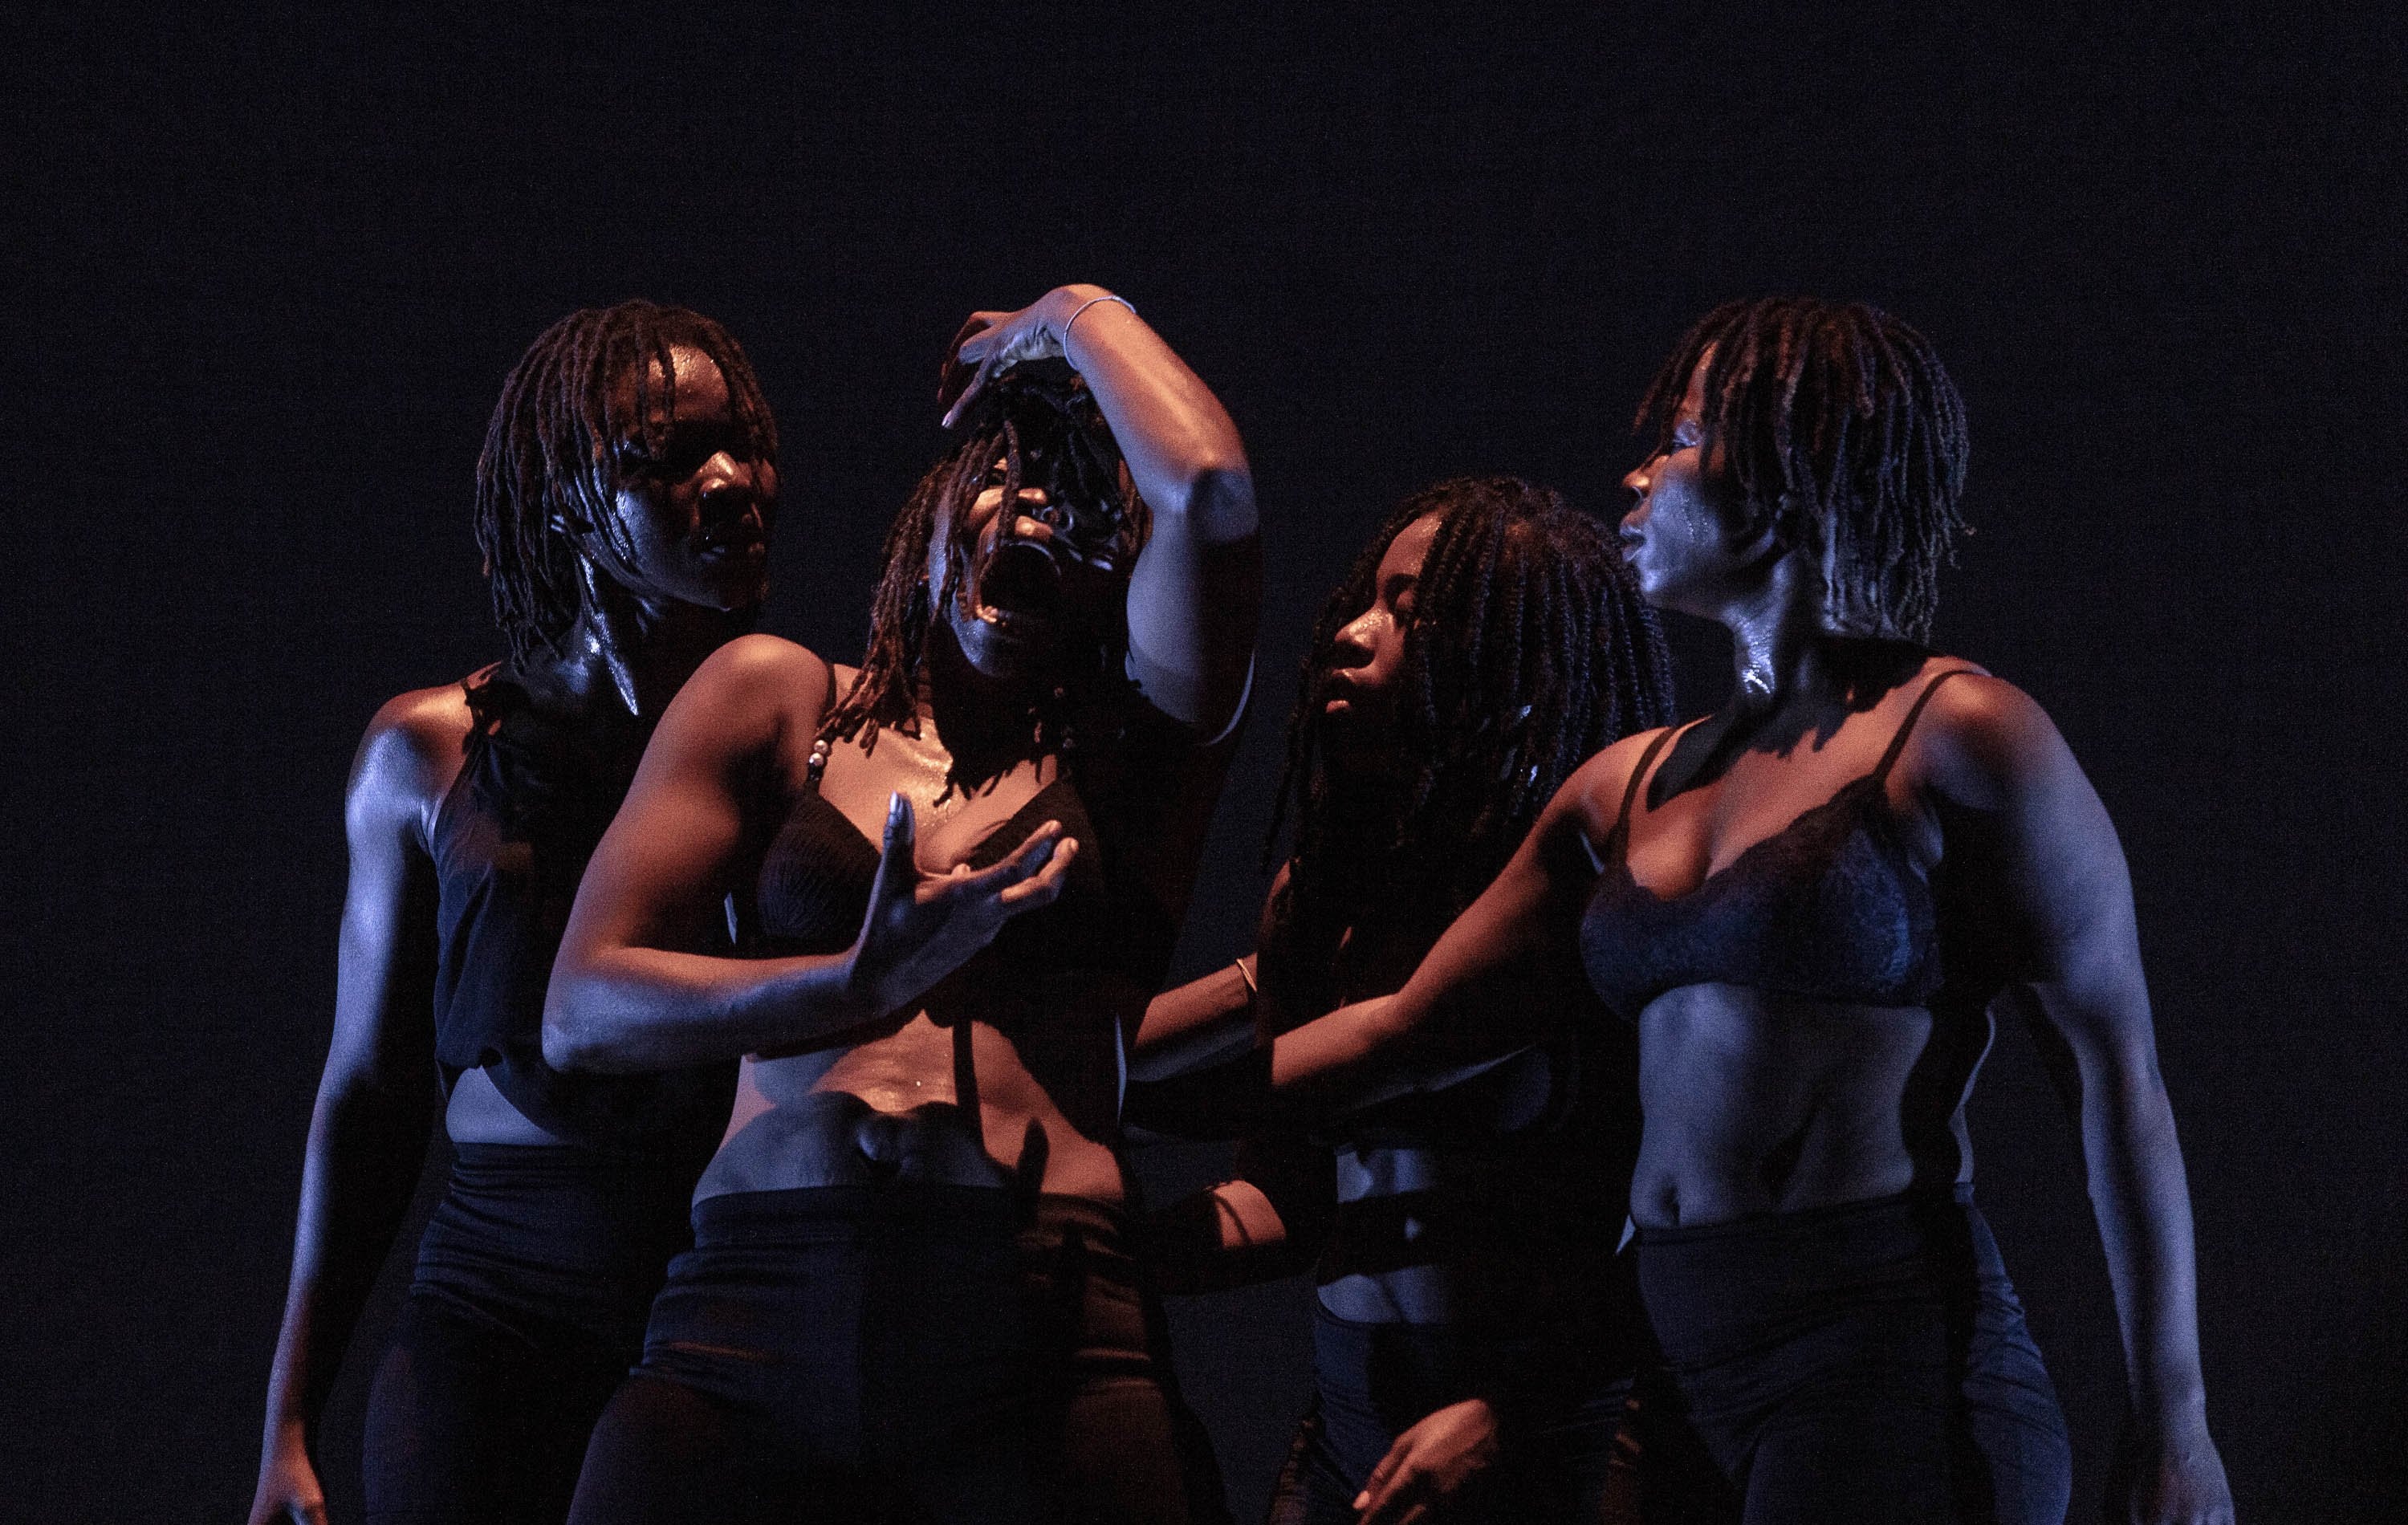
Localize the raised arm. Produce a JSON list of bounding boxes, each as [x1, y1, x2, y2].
[[1926, 677, 2232, 1525], [942, 284, 1260, 733], [250, 692, 452, 1525]]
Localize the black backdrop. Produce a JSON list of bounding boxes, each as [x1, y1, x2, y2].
[[4, 6, 2403, 1521]]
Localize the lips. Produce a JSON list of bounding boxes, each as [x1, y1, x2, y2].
[[974, 540, 1065, 633]]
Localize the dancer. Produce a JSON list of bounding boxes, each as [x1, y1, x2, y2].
[[1132, 477, 1677, 1523], [248, 303, 780, 1525], [1226, 299, 2232, 1523], [548, 285, 1257, 1524]]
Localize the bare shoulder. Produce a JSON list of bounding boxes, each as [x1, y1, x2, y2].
[[348, 678, 477, 846], [1553, 724, 1683, 843], [1908, 661, 2081, 809], [667, 634, 835, 751]]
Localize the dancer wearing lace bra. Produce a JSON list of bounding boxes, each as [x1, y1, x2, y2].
[[1227, 299, 2231, 1523], [546, 286, 1258, 1525]]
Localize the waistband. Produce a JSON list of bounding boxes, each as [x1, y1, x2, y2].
[[1635, 1182, 1975, 1246]]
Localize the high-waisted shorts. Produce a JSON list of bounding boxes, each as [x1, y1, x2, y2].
[[363, 1141, 702, 1525], [1636, 1187, 2071, 1525], [565, 1182, 1226, 1525]]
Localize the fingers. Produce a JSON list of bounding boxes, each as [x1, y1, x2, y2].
[[996, 837, 1076, 908], [938, 311, 1007, 418], [940, 355, 1000, 429], [868, 792, 917, 904], [1354, 1440, 1412, 1523]]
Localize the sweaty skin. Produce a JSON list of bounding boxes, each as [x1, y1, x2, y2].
[[1259, 354, 2232, 1524], [249, 342, 774, 1525], [545, 286, 1259, 1207]]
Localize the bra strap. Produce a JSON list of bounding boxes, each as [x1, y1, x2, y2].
[[1871, 668, 1979, 784], [803, 661, 841, 794], [1614, 726, 1683, 855]]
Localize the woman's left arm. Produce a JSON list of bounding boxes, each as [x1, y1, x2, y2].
[[942, 284, 1260, 733], [1929, 676, 2233, 1525]]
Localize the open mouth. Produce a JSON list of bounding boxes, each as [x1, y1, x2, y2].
[[972, 540, 1064, 636]]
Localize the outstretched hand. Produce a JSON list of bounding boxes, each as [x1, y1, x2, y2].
[[1353, 1397, 1502, 1525], [848, 792, 1077, 1020]]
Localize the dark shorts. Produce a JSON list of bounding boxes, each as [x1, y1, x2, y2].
[[566, 1183, 1226, 1525], [1637, 1187, 2072, 1525]]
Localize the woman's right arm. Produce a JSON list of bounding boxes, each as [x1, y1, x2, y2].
[[1261, 746, 1629, 1117], [543, 638, 1076, 1073], [250, 693, 451, 1525]]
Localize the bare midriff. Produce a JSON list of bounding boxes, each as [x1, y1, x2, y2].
[[698, 990, 1136, 1204], [1630, 982, 1975, 1230]]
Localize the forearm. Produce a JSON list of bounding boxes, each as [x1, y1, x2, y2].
[[543, 942, 881, 1073], [1055, 285, 1255, 537], [260, 1083, 432, 1442], [1130, 957, 1259, 1080], [2081, 1054, 2211, 1429]]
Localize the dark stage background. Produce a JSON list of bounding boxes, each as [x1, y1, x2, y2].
[[4, 6, 2403, 1521]]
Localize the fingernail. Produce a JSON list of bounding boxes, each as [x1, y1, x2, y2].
[[889, 791, 905, 819]]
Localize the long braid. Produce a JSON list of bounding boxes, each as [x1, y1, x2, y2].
[[1271, 478, 1677, 950], [1634, 297, 1970, 643], [474, 301, 777, 668]]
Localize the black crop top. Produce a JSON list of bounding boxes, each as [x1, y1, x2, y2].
[[1579, 669, 1975, 1023], [429, 669, 736, 1159]]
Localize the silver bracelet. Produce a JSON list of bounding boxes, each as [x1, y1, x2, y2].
[[1060, 292, 1136, 364], [1232, 956, 1258, 997]]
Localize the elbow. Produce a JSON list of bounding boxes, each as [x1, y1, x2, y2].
[[541, 976, 624, 1073], [1157, 462, 1257, 543]]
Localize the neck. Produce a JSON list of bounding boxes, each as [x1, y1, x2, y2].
[[1719, 554, 1841, 721], [917, 628, 1060, 784], [539, 596, 740, 722]]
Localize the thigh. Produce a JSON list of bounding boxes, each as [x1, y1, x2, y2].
[[567, 1370, 887, 1525], [363, 1294, 619, 1525]]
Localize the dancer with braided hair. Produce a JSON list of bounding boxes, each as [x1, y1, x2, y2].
[[249, 302, 780, 1525], [1129, 477, 1684, 1523], [549, 285, 1256, 1524], [1208, 298, 2234, 1523]]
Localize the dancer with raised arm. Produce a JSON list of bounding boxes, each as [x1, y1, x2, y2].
[[248, 303, 780, 1525], [1224, 299, 2231, 1523], [1132, 477, 1679, 1523], [549, 286, 1258, 1525]]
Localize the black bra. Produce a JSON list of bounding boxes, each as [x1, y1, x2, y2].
[[1579, 669, 1975, 1022], [753, 769, 1100, 957]]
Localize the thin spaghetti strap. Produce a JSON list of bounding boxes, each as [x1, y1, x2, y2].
[[1872, 668, 1979, 783], [1615, 727, 1683, 853]]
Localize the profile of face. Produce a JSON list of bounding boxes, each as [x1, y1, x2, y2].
[[928, 451, 1131, 685], [1617, 352, 1769, 617], [1319, 511, 1443, 765], [582, 344, 777, 613]]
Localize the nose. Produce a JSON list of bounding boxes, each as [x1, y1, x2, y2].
[[1328, 606, 1380, 669], [698, 453, 766, 527], [1621, 458, 1653, 498]]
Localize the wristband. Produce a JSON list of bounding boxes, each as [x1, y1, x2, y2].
[[1060, 292, 1137, 364]]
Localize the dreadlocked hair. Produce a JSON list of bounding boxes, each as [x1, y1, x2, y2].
[[1635, 297, 1970, 643], [474, 300, 778, 668], [1268, 477, 1676, 950], [820, 362, 1150, 756]]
